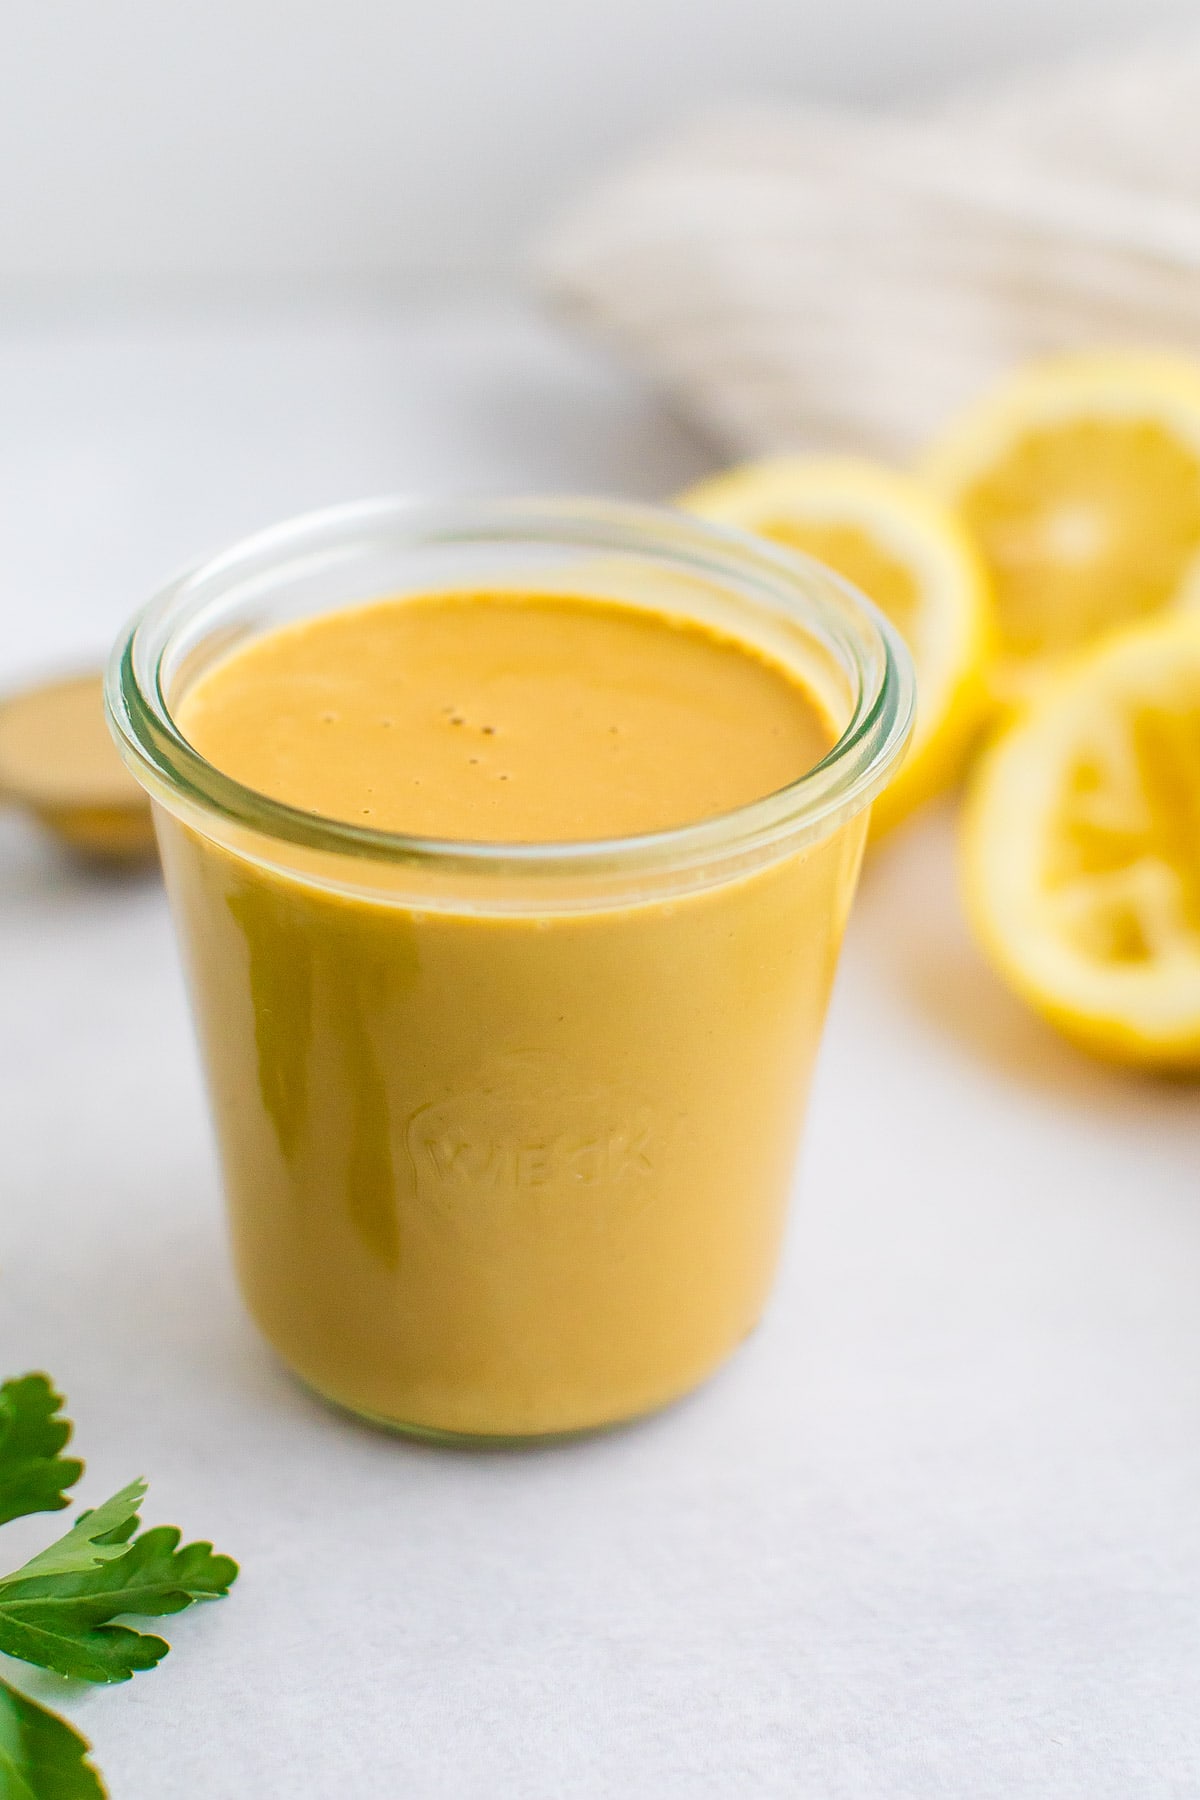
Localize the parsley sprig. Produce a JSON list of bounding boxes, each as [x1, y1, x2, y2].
[[0, 1376, 83, 1529], [0, 1372, 238, 1798]]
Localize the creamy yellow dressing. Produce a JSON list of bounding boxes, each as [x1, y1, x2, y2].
[[161, 590, 862, 1437], [179, 593, 832, 841]]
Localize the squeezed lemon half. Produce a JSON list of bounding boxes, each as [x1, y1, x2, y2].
[[680, 456, 993, 834], [964, 612, 1200, 1067], [921, 352, 1200, 704]]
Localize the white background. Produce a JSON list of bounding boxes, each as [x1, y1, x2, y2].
[[2, 4, 1200, 1791], [2, 307, 1199, 1797], [0, 0, 1198, 283]]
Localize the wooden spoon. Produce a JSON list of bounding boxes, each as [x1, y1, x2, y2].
[[0, 670, 156, 864]]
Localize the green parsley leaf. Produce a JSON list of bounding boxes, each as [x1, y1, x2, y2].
[[0, 1526, 238, 1684], [0, 1677, 105, 1799], [12, 1484, 146, 1584], [0, 1380, 82, 1528], [0, 1367, 238, 1794]]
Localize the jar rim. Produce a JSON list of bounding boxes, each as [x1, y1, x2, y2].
[[105, 493, 915, 884]]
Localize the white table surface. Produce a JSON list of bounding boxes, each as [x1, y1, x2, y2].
[[2, 296, 1198, 1799]]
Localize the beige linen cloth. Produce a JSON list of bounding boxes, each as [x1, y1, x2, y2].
[[536, 35, 1200, 458]]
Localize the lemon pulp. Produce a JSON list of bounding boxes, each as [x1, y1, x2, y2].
[[680, 456, 993, 834], [959, 418, 1200, 662], [964, 615, 1200, 1065]]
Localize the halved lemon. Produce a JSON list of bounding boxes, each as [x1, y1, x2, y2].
[[921, 352, 1200, 704], [680, 456, 994, 834], [964, 612, 1200, 1067]]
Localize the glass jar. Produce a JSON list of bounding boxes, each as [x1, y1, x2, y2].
[[107, 496, 913, 1441]]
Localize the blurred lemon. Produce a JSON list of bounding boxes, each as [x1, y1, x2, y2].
[[680, 455, 993, 834], [964, 613, 1200, 1067], [922, 352, 1200, 704]]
